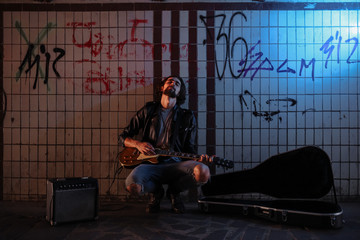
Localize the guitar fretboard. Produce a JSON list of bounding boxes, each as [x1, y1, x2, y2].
[[152, 149, 233, 169], [155, 149, 200, 159]]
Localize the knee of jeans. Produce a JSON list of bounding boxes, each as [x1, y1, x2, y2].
[[193, 164, 210, 184], [126, 183, 143, 195]]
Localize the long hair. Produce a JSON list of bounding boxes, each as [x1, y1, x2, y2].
[[154, 76, 186, 105]]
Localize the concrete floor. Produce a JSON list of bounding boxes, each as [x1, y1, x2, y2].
[[0, 200, 359, 240]]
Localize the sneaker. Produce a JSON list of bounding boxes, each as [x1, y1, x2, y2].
[[146, 187, 164, 213], [167, 192, 185, 214]]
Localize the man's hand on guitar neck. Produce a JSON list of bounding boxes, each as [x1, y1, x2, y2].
[[124, 138, 156, 155], [198, 154, 214, 165]]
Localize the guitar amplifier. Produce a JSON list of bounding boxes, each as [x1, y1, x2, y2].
[[46, 177, 99, 226]]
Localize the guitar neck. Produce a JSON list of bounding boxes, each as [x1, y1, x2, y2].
[[155, 149, 201, 160]]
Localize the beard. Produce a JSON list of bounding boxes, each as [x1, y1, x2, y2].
[[163, 87, 177, 98]]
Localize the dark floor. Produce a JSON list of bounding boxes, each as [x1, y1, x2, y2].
[[0, 199, 359, 240]]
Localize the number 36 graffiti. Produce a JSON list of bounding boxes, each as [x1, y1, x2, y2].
[[200, 12, 249, 80]]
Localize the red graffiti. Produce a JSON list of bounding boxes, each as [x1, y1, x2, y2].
[[118, 67, 147, 91], [84, 69, 115, 95], [117, 19, 154, 59], [67, 22, 103, 57], [78, 61, 116, 95], [180, 43, 189, 59], [67, 19, 187, 95], [106, 35, 116, 60]]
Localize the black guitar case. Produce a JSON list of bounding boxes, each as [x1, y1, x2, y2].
[[198, 146, 343, 228]]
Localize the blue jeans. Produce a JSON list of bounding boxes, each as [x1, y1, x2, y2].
[[125, 160, 207, 194]]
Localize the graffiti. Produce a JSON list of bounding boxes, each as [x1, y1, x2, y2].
[[298, 58, 315, 80], [18, 44, 65, 89], [67, 22, 104, 57], [15, 21, 65, 90], [200, 12, 248, 80], [68, 18, 188, 95], [198, 12, 360, 123], [320, 30, 360, 66], [277, 59, 296, 74], [239, 90, 297, 122], [115, 19, 155, 92], [200, 12, 359, 83], [68, 20, 148, 94], [12, 14, 359, 97], [238, 40, 274, 81], [237, 40, 315, 81], [15, 21, 59, 88], [80, 61, 116, 95], [302, 108, 316, 115], [320, 31, 341, 68], [199, 12, 318, 81], [69, 19, 153, 94], [117, 19, 155, 59], [237, 30, 360, 82], [345, 37, 360, 64]]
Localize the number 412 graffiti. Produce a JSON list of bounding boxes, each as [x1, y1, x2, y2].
[[15, 21, 65, 90], [18, 44, 65, 89], [320, 30, 360, 68]]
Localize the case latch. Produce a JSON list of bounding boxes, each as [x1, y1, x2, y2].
[[330, 215, 336, 227], [242, 206, 248, 216], [281, 211, 288, 222]]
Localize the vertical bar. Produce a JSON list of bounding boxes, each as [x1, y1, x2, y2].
[[153, 10, 162, 99], [188, 10, 198, 114], [206, 10, 215, 156], [0, 10, 4, 200], [171, 11, 179, 76], [187, 10, 199, 201]]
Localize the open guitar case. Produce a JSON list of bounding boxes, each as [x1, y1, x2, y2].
[[198, 146, 343, 228]]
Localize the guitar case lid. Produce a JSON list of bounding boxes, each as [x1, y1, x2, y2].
[[201, 146, 335, 199]]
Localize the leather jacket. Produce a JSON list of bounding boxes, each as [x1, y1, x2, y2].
[[118, 101, 197, 154]]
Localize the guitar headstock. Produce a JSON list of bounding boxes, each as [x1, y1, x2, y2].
[[213, 157, 234, 169]]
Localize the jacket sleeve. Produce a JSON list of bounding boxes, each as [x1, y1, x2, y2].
[[118, 105, 147, 147]]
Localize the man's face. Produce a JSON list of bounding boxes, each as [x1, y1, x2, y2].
[[162, 77, 181, 98]]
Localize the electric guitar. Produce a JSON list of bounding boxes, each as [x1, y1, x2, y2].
[[118, 147, 234, 169]]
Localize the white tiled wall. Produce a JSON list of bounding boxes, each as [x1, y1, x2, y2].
[[2, 4, 360, 200]]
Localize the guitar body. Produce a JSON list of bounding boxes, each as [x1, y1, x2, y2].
[[119, 147, 159, 167]]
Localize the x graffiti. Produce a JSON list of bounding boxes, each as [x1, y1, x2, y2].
[[15, 21, 56, 90]]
